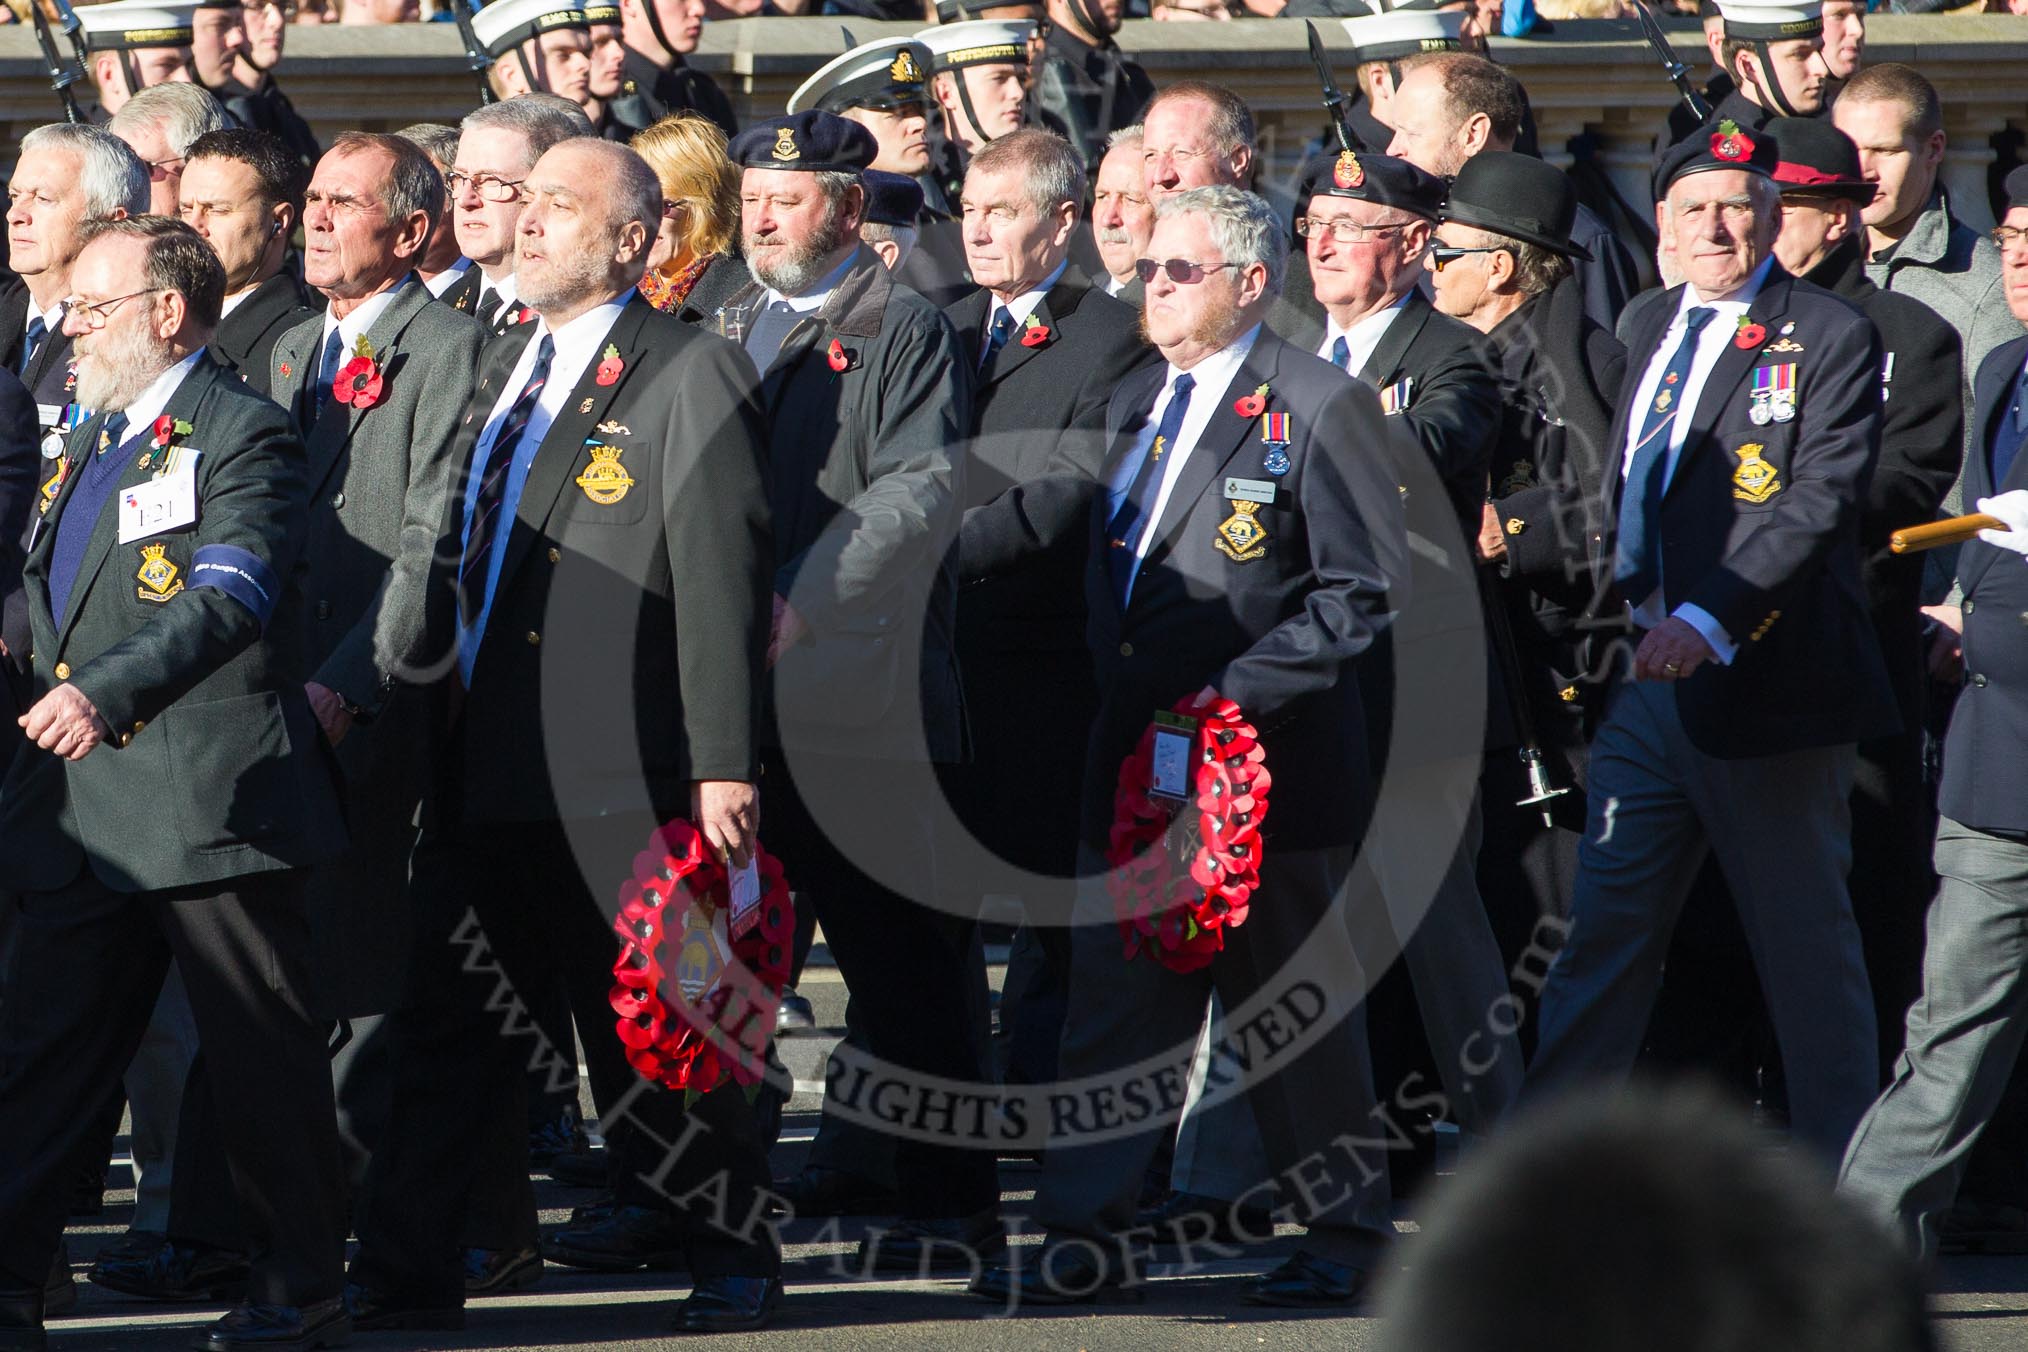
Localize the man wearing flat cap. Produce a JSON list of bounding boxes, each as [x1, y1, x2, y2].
[[1840, 164, 2028, 1262], [1763, 116, 1962, 1079], [1521, 122, 1897, 1161], [1430, 149, 1628, 951], [717, 109, 1000, 1274]]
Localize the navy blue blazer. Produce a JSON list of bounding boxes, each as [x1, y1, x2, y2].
[[1081, 326, 1405, 852], [1599, 266, 1898, 758], [1940, 333, 2028, 835]]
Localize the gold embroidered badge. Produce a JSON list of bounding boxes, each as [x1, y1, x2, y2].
[[136, 542, 182, 602], [1214, 499, 1269, 561], [575, 445, 635, 505], [1731, 442, 1781, 504]]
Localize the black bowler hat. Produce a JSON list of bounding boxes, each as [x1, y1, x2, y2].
[[2003, 164, 2028, 212], [728, 112, 880, 174], [1653, 117, 1780, 199], [1765, 117, 1876, 204], [861, 170, 924, 227], [1299, 149, 1444, 220], [1440, 151, 1591, 261]]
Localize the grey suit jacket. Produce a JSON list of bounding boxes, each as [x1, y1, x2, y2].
[[268, 277, 482, 758]]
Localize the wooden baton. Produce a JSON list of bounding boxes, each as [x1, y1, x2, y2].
[[1890, 513, 2004, 555]]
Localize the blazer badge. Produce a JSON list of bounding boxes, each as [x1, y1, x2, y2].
[[1731, 441, 1781, 504], [136, 542, 183, 601], [1214, 499, 1269, 562], [575, 445, 635, 505]]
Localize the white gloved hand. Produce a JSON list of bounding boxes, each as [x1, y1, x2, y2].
[[1976, 491, 2028, 556]]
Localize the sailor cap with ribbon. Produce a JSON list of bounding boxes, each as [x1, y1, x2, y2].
[[471, 0, 588, 61], [913, 18, 1034, 73], [1338, 0, 1465, 64], [1715, 0, 1823, 41], [78, 0, 196, 51], [787, 37, 932, 116]]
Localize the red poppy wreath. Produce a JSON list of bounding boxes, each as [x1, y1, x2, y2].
[[1106, 695, 1271, 973], [609, 819, 795, 1100]]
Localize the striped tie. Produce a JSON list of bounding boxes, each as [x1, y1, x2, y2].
[[458, 334, 555, 626]]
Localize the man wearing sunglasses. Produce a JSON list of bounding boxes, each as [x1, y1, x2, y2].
[[972, 183, 1406, 1310], [437, 98, 596, 334]]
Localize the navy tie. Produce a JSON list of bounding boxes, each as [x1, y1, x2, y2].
[[1105, 371, 1195, 605], [475, 287, 504, 332], [21, 314, 46, 377], [1615, 307, 1715, 605], [1994, 359, 2028, 489], [1331, 335, 1350, 372], [312, 326, 346, 422], [458, 335, 555, 626], [980, 307, 1017, 370]]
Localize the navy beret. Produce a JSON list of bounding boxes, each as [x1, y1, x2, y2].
[[861, 170, 924, 226], [2006, 164, 2028, 213], [1299, 149, 1444, 220], [728, 111, 879, 174], [1653, 117, 1779, 199]]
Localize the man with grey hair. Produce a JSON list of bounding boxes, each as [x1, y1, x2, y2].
[[438, 97, 595, 328], [394, 122, 473, 297], [347, 136, 782, 1335], [109, 82, 230, 217], [972, 183, 1408, 1310], [1091, 124, 1151, 301]]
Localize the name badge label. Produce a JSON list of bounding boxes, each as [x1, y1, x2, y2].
[[1223, 477, 1277, 505], [118, 461, 199, 543]]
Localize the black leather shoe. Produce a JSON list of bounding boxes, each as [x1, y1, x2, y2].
[[0, 1285, 47, 1352], [91, 1229, 165, 1268], [967, 1244, 1144, 1307], [1136, 1191, 1276, 1248], [669, 1276, 780, 1334], [340, 1282, 463, 1332], [858, 1212, 1005, 1274], [566, 1193, 616, 1225], [192, 1297, 351, 1351], [770, 1166, 898, 1218], [43, 1244, 75, 1319], [1238, 1251, 1373, 1307], [539, 1205, 686, 1272], [91, 1239, 249, 1303], [775, 988, 815, 1031], [463, 1246, 543, 1296], [545, 1143, 608, 1188], [527, 1102, 588, 1168]]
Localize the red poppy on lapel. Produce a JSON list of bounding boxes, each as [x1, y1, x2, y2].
[[1233, 382, 1269, 418], [333, 338, 384, 410], [827, 339, 854, 373], [596, 343, 624, 386], [1020, 315, 1051, 348], [1734, 321, 1767, 350]]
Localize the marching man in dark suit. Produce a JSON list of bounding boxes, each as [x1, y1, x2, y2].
[[970, 184, 1406, 1310], [0, 216, 350, 1352], [345, 136, 781, 1335], [1522, 127, 1897, 1159], [181, 129, 316, 398], [1840, 167, 2028, 1258]]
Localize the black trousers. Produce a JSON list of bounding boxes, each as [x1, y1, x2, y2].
[[0, 867, 343, 1303], [352, 815, 777, 1301], [763, 750, 998, 1220]]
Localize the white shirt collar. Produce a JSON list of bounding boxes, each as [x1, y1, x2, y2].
[[1320, 292, 1409, 375], [26, 294, 62, 331], [424, 258, 474, 298], [1104, 273, 1131, 298], [478, 267, 519, 310], [219, 286, 257, 319], [988, 258, 1070, 327], [117, 351, 204, 434], [766, 252, 857, 314], [527, 291, 633, 374], [1165, 321, 1261, 405], [321, 276, 413, 354]]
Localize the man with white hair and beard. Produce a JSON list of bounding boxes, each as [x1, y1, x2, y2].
[[715, 110, 997, 1275], [0, 214, 350, 1352], [346, 135, 782, 1335]]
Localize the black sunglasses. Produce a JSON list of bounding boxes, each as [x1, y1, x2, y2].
[[1133, 258, 1241, 285]]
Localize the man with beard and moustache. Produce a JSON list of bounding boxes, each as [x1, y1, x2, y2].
[[346, 136, 781, 1336], [714, 111, 996, 1273], [437, 99, 596, 334], [1091, 126, 1153, 300], [181, 130, 313, 398], [968, 184, 1406, 1310], [472, 0, 593, 108], [1427, 150, 1627, 986], [789, 37, 974, 308], [393, 124, 475, 299], [0, 214, 349, 1352], [221, 0, 320, 167], [1384, 54, 1639, 337], [913, 19, 1035, 218], [606, 0, 737, 140], [1033, 0, 1153, 167]]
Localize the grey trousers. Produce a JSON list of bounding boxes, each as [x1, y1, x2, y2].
[[1841, 818, 2028, 1259], [1172, 756, 1523, 1198], [1523, 679, 1877, 1159], [1039, 844, 1394, 1270]]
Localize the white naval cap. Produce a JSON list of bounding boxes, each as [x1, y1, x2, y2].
[[77, 0, 196, 51], [470, 0, 587, 61], [912, 19, 1036, 73], [1715, 0, 1824, 40]]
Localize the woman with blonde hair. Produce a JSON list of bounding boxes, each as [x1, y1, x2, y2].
[[630, 111, 749, 323]]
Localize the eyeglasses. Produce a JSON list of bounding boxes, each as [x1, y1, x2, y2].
[[145, 156, 185, 182], [1294, 216, 1408, 244], [1991, 225, 2028, 250], [1428, 244, 1509, 272], [63, 289, 160, 329], [1133, 257, 1241, 285], [445, 170, 527, 204]]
